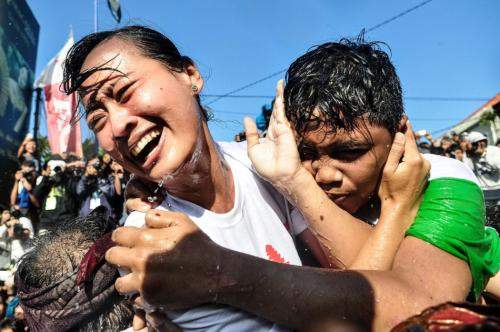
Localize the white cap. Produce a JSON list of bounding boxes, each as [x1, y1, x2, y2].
[[468, 131, 487, 144]]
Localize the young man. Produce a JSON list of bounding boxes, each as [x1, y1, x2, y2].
[[107, 38, 499, 331]]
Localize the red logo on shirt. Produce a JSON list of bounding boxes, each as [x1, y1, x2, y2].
[[265, 244, 289, 264]]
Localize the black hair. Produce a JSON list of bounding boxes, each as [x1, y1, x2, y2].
[[20, 160, 35, 168], [284, 35, 404, 136], [0, 317, 25, 332], [62, 25, 209, 120], [16, 208, 133, 331]]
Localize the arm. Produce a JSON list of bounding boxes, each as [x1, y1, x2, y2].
[[17, 139, 27, 158], [20, 177, 39, 208], [106, 210, 471, 332], [33, 176, 52, 202], [10, 175, 20, 206], [113, 174, 123, 196]]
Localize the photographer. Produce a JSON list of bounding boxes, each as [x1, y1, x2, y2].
[[32, 157, 80, 234], [463, 132, 500, 189], [463, 132, 500, 229], [77, 156, 118, 223], [9, 161, 38, 220], [0, 209, 33, 264], [110, 160, 126, 223], [65, 153, 85, 180]]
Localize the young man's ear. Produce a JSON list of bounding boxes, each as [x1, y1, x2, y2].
[[397, 115, 409, 132]]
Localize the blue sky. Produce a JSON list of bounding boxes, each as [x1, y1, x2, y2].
[[27, 0, 500, 142]]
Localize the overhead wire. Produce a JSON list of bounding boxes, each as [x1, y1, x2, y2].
[[204, 0, 435, 106], [203, 94, 490, 102]]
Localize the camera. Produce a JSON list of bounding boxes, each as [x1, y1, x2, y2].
[[13, 224, 24, 238], [48, 160, 67, 177]]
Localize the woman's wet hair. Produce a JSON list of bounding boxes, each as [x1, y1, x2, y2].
[[284, 34, 404, 136], [62, 25, 209, 120]]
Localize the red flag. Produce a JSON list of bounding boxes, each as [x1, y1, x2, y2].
[[35, 34, 82, 157]]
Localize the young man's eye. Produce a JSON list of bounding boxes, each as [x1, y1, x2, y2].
[[334, 149, 367, 161]]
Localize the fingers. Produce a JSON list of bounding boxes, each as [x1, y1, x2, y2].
[[115, 272, 140, 294], [105, 246, 136, 268], [266, 79, 285, 140], [384, 132, 405, 175], [244, 117, 260, 150], [403, 121, 419, 157], [132, 311, 147, 331], [112, 226, 142, 248], [274, 79, 286, 124], [126, 198, 153, 213], [145, 210, 184, 229]]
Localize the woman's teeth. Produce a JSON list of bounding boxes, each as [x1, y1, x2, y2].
[[131, 130, 160, 157]]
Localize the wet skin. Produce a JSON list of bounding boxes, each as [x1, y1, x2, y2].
[[80, 38, 204, 184], [299, 121, 393, 214]]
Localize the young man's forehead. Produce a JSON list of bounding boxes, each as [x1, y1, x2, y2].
[[301, 128, 373, 148]]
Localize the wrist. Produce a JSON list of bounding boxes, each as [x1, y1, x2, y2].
[[378, 204, 417, 234], [275, 167, 314, 197]]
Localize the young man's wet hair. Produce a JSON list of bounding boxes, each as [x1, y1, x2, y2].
[[15, 207, 133, 332], [284, 36, 403, 136]]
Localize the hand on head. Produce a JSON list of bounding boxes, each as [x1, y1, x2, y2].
[[244, 80, 304, 190], [378, 120, 431, 230]]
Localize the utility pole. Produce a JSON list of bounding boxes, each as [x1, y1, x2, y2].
[[33, 87, 42, 166], [94, 0, 99, 32]]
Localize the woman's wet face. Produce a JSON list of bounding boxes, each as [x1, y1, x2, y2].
[[79, 38, 204, 182]]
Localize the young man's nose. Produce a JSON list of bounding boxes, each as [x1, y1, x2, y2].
[[312, 160, 343, 185]]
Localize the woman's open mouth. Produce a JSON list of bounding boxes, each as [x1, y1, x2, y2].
[[129, 127, 165, 169]]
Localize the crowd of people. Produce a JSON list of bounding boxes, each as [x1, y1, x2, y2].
[[415, 129, 500, 227], [0, 25, 498, 331], [0, 136, 130, 330]]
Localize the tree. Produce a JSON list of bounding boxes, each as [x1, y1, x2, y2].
[[82, 138, 98, 160], [36, 136, 52, 163]]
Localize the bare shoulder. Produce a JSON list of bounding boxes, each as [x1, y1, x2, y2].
[[392, 236, 472, 303]]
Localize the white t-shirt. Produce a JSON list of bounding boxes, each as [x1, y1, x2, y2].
[[125, 141, 301, 332]]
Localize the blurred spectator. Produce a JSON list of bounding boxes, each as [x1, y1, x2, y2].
[[463, 132, 500, 189], [415, 130, 434, 154], [101, 152, 113, 174], [65, 153, 85, 179], [32, 156, 80, 234], [450, 131, 461, 144], [234, 131, 246, 142], [110, 160, 126, 223], [449, 144, 464, 162], [77, 156, 118, 223], [16, 135, 38, 173], [9, 161, 37, 220], [462, 132, 500, 229], [496, 138, 500, 148], [0, 209, 33, 264], [0, 317, 25, 332]]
